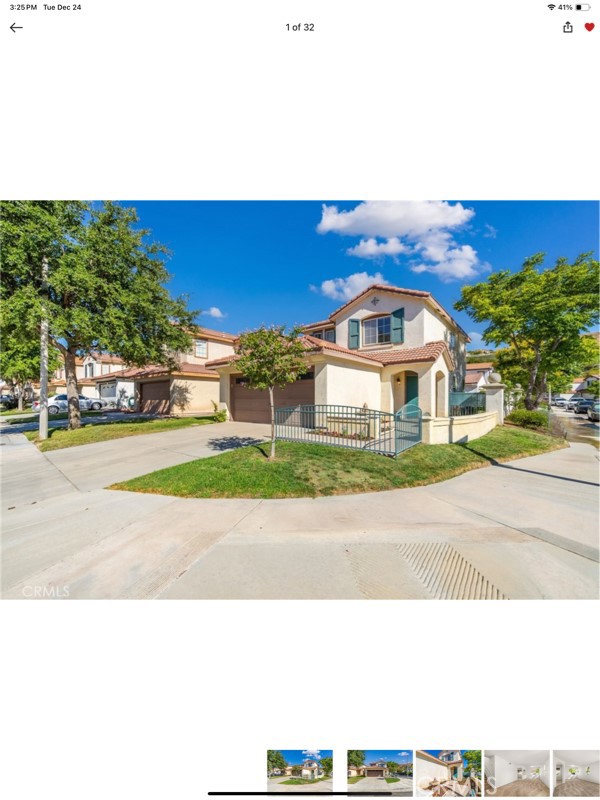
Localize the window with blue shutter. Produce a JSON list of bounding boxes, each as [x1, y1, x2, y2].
[[391, 308, 404, 343], [348, 318, 360, 349]]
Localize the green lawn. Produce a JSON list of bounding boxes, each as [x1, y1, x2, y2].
[[25, 415, 221, 451], [5, 411, 105, 425], [0, 407, 33, 416], [348, 776, 366, 784], [279, 778, 329, 785], [110, 425, 565, 499], [385, 778, 401, 784]]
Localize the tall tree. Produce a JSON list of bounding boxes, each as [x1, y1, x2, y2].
[[1, 201, 195, 429], [462, 751, 481, 776], [455, 253, 599, 409], [235, 326, 307, 460], [0, 331, 60, 411], [320, 757, 333, 776], [267, 750, 287, 774], [347, 751, 366, 768]]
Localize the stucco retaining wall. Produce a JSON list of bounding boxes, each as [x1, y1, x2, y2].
[[421, 410, 498, 444]]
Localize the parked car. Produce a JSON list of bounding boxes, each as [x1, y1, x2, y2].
[[552, 397, 567, 407], [567, 397, 583, 411], [574, 398, 595, 414], [32, 394, 107, 414], [587, 402, 600, 422], [0, 394, 18, 410]]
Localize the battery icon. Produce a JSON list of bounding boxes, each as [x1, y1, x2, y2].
[[576, 3, 591, 9]]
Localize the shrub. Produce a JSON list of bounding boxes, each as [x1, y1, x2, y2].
[[506, 409, 548, 429], [213, 409, 227, 423]]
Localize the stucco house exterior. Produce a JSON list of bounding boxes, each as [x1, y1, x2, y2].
[[416, 751, 464, 795], [50, 352, 128, 399], [348, 761, 391, 778], [123, 327, 237, 415], [209, 284, 468, 422], [301, 760, 324, 780]]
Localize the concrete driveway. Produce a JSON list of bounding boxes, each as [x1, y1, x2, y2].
[[349, 776, 412, 794], [268, 777, 333, 792], [1, 426, 598, 600]]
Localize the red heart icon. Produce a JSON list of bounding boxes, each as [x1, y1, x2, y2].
[[585, 22, 595, 30]]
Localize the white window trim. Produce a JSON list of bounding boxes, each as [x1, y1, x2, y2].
[[194, 339, 208, 358]]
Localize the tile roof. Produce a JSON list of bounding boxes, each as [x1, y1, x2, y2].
[[464, 373, 482, 385], [87, 352, 126, 365], [192, 326, 237, 342], [93, 362, 219, 381], [364, 340, 455, 368], [465, 362, 493, 370], [206, 337, 454, 369], [301, 319, 336, 331], [329, 284, 430, 318]]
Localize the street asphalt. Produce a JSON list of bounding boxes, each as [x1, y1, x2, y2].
[[1, 422, 598, 600]]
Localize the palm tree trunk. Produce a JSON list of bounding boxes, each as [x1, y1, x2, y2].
[[64, 349, 81, 429]]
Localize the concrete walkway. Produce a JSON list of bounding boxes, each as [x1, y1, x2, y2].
[[1, 428, 598, 600]]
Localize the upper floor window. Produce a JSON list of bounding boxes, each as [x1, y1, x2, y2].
[[194, 339, 208, 358], [363, 315, 391, 345], [84, 362, 95, 378], [312, 329, 336, 343], [449, 332, 457, 349]]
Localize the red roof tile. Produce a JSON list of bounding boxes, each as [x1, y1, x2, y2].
[[364, 341, 455, 368], [93, 362, 219, 381], [465, 362, 493, 370], [192, 326, 237, 342]]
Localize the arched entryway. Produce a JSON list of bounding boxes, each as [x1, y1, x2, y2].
[[393, 370, 419, 412], [435, 370, 447, 417]]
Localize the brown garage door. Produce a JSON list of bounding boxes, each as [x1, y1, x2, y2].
[[140, 380, 170, 415], [366, 770, 384, 777], [231, 372, 314, 423]]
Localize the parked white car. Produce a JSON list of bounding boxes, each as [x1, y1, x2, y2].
[[32, 394, 107, 414]]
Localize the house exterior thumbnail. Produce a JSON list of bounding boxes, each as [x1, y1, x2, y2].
[[348, 761, 391, 778], [302, 760, 324, 780], [209, 284, 468, 422], [415, 751, 464, 795]]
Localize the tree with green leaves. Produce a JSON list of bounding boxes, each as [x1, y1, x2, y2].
[[235, 325, 307, 459], [1, 201, 195, 430], [320, 757, 333, 777], [347, 751, 366, 769], [455, 253, 599, 409], [267, 750, 287, 775], [387, 762, 400, 774], [585, 379, 600, 398], [462, 751, 482, 776], [0, 331, 61, 410]]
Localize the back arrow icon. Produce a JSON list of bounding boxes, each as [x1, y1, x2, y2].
[[10, 22, 23, 32]]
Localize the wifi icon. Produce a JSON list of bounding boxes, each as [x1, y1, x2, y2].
[[548, 3, 556, 8]]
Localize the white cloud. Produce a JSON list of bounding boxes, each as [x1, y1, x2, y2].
[[317, 200, 474, 238], [346, 237, 408, 260], [201, 306, 226, 319], [411, 244, 480, 282], [318, 271, 388, 301], [316, 200, 485, 282], [302, 750, 321, 759], [483, 223, 497, 238]]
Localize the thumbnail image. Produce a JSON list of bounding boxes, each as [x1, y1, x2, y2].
[[347, 750, 413, 795], [416, 750, 482, 796], [267, 750, 333, 792], [554, 751, 600, 796], [484, 751, 551, 796]]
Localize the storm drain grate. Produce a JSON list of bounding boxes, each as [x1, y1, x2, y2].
[[396, 542, 508, 600]]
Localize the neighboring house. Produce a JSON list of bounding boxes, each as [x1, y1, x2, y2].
[[573, 374, 599, 398], [208, 284, 469, 424], [91, 368, 137, 409], [50, 356, 97, 398], [126, 327, 237, 415], [464, 362, 494, 392]]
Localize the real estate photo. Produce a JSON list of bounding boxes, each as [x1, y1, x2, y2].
[[415, 749, 482, 796], [347, 750, 413, 795], [484, 750, 551, 796], [1, 200, 598, 600], [267, 750, 333, 792], [553, 751, 600, 797]]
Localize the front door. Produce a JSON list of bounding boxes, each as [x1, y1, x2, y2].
[[405, 374, 419, 407]]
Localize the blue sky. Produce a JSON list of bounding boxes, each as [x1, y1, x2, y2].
[[350, 750, 413, 765], [278, 750, 333, 765], [126, 201, 599, 349]]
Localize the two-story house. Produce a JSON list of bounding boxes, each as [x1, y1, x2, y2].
[[109, 326, 237, 415], [208, 284, 469, 424]]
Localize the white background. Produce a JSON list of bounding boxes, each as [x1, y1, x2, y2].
[[1, 1, 599, 798]]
